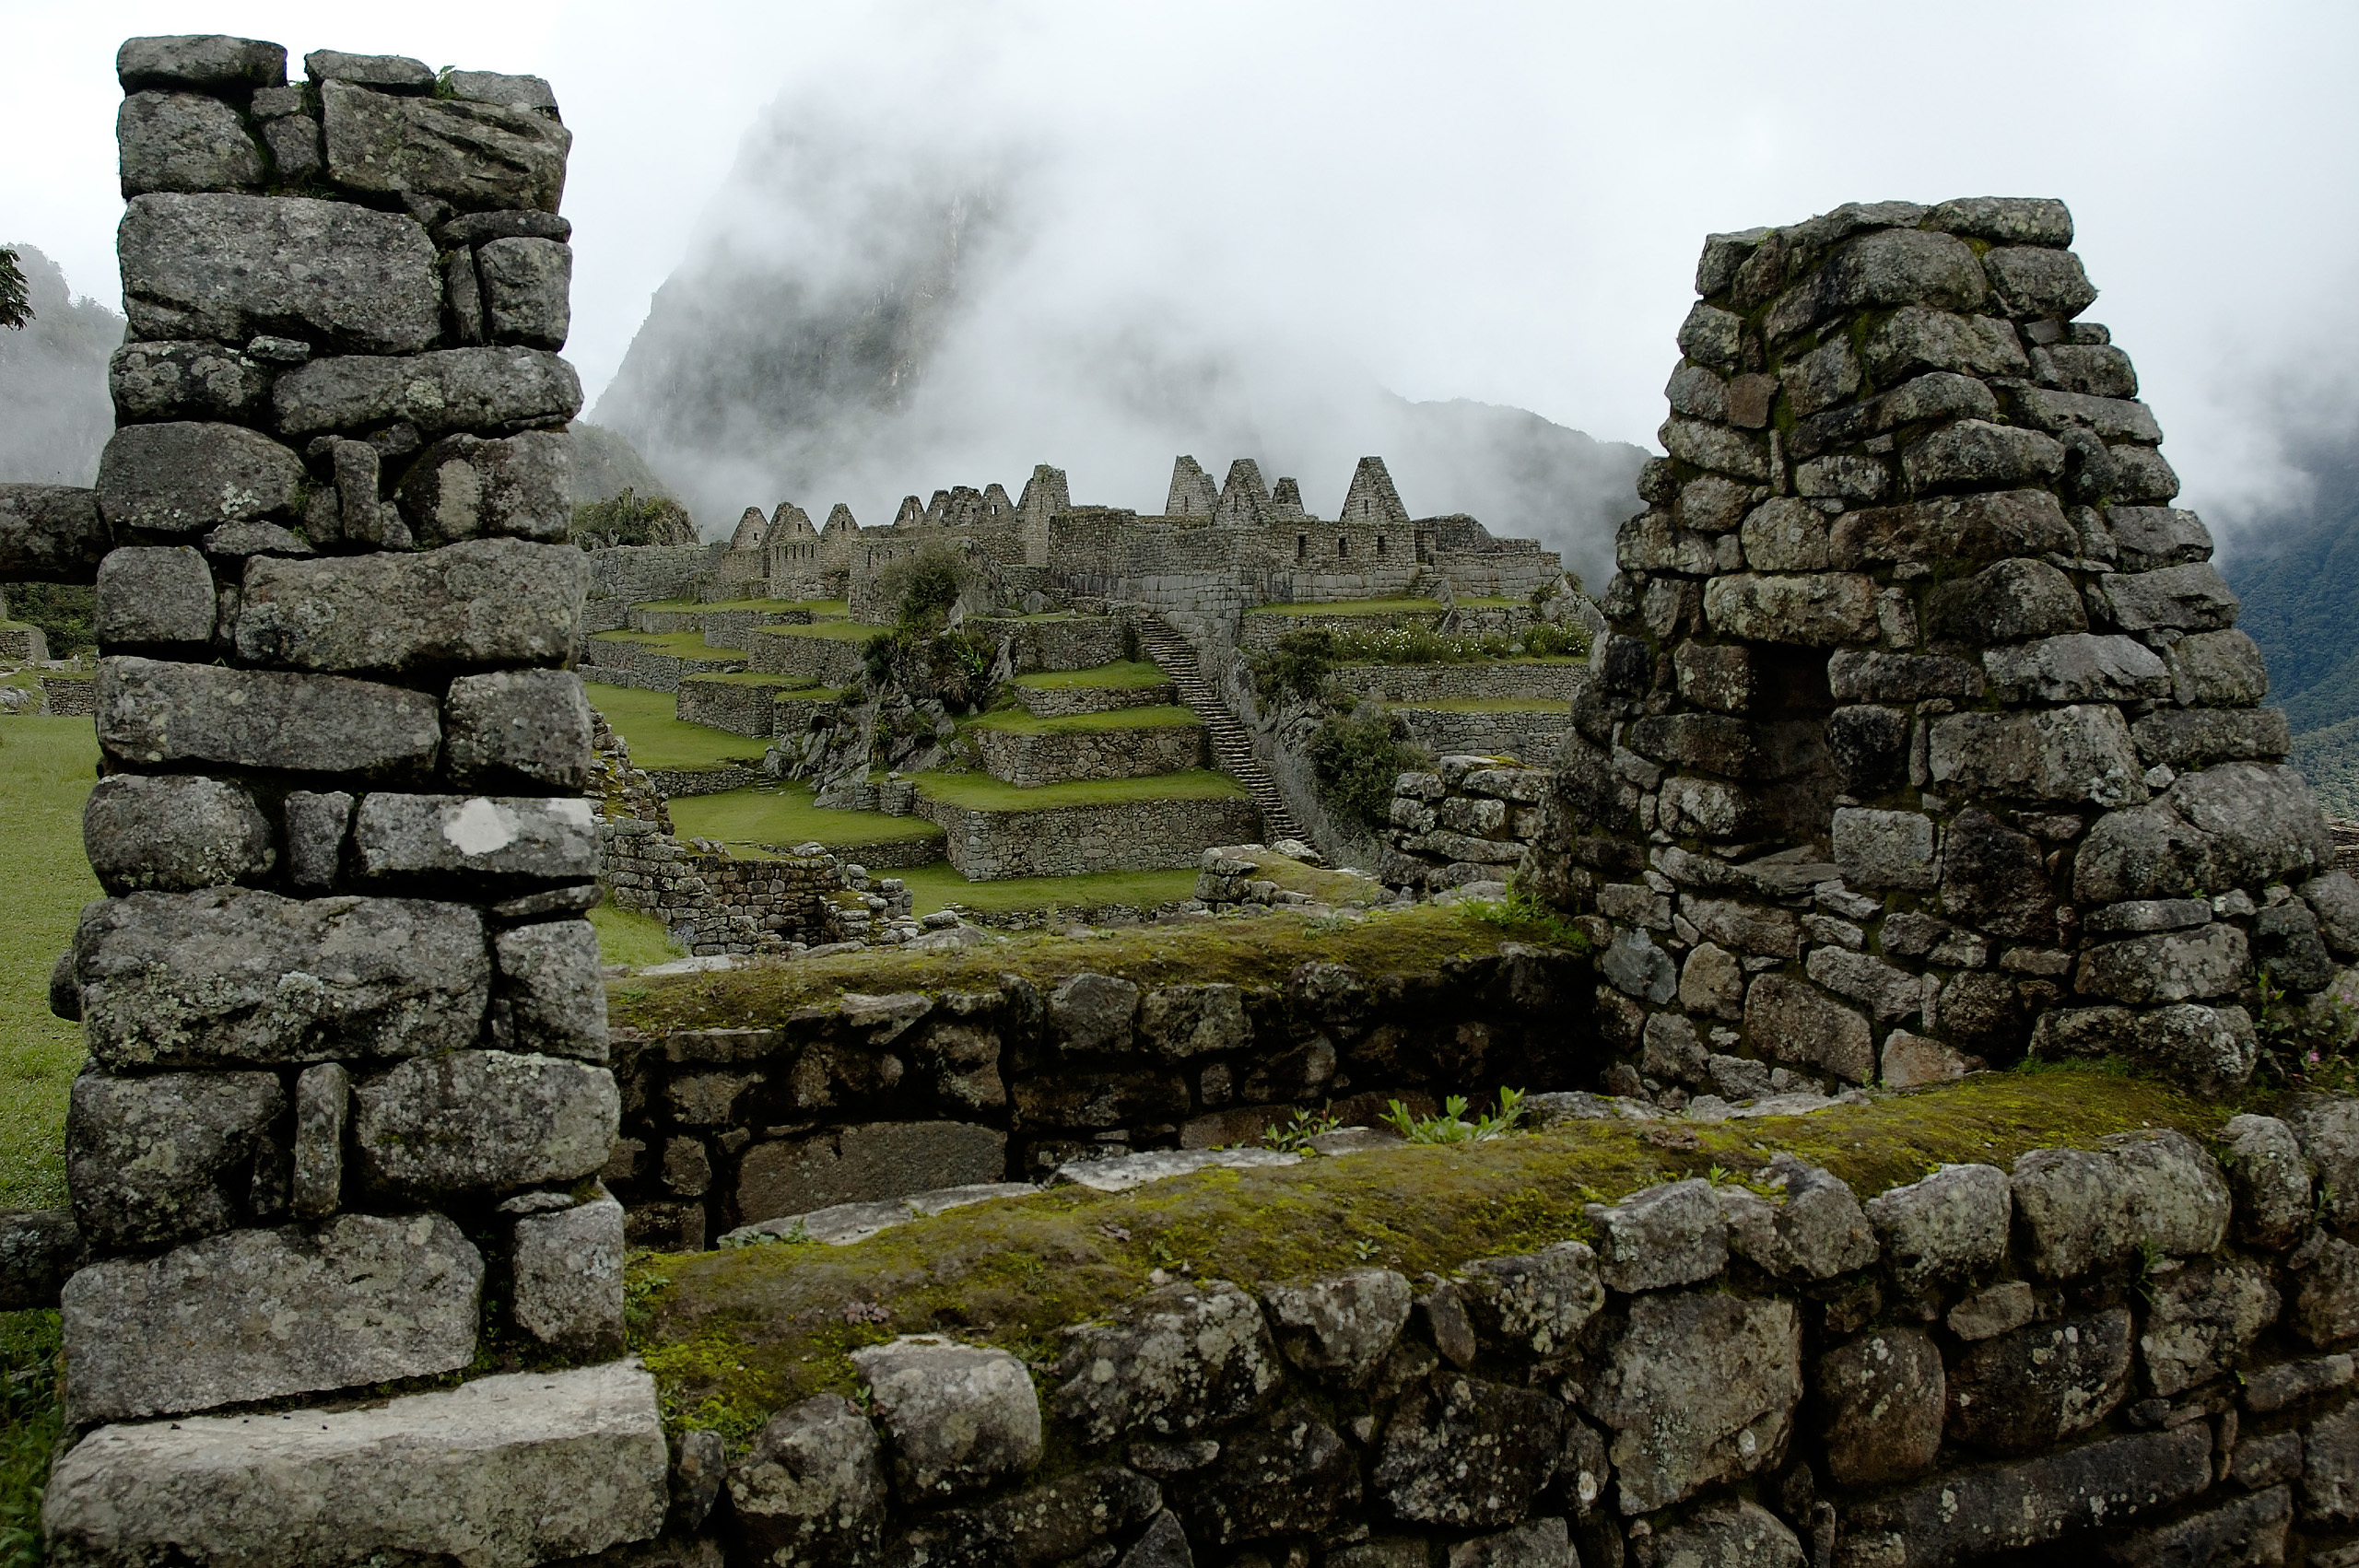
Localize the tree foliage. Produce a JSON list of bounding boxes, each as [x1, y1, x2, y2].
[[570, 488, 698, 549], [0, 248, 29, 332], [1308, 708, 1423, 828], [875, 544, 970, 627]]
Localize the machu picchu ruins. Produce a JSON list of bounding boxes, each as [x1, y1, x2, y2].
[[8, 19, 2359, 1568]]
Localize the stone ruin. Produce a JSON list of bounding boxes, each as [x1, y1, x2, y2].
[[1538, 196, 2359, 1104]]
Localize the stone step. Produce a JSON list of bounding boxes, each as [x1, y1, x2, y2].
[[1136, 616, 1305, 842]]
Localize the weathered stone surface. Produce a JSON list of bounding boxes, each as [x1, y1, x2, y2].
[[305, 48, 436, 87], [1585, 1291, 1801, 1513], [99, 657, 441, 777], [1984, 632, 2171, 704], [1648, 1502, 1800, 1568], [1984, 244, 2099, 318], [495, 919, 609, 1060], [1662, 418, 1767, 481], [117, 34, 288, 91], [2103, 505, 2212, 570], [2306, 1398, 2359, 1523], [1053, 1279, 1279, 1446], [2221, 1113, 2312, 1248], [2305, 872, 2359, 959], [119, 193, 440, 353], [1260, 1269, 1410, 1384], [2011, 1129, 2231, 1279], [2294, 1238, 2359, 1349], [291, 1061, 346, 1220], [728, 1395, 888, 1568], [237, 539, 587, 674], [1833, 806, 1939, 890], [2094, 563, 2241, 632], [2168, 627, 2270, 707], [1926, 556, 2089, 645], [396, 429, 574, 544], [43, 1360, 668, 1568], [95, 544, 215, 648], [1183, 1405, 1359, 1544], [1860, 305, 2029, 381], [1050, 972, 1141, 1054], [2280, 1094, 2359, 1230], [905, 1465, 1162, 1568], [272, 346, 584, 438], [354, 1050, 617, 1197], [737, 1122, 1006, 1223], [1444, 1515, 1574, 1568], [1701, 571, 1880, 646], [1815, 1328, 1944, 1488], [1882, 1028, 1981, 1089], [82, 773, 273, 895], [60, 1211, 482, 1423], [1745, 975, 1874, 1082], [0, 1211, 84, 1312], [2094, 1486, 2291, 1568], [2027, 1002, 2259, 1094], [476, 237, 572, 349], [67, 1068, 285, 1252], [1679, 942, 1745, 1020], [118, 89, 265, 199], [284, 790, 354, 891], [446, 669, 595, 790], [1863, 1163, 2010, 1290], [2175, 762, 2337, 885], [1376, 1374, 1563, 1527], [1677, 302, 1743, 370], [353, 794, 599, 881], [1838, 1423, 2212, 1566], [74, 888, 487, 1070], [2076, 921, 2249, 1003], [1586, 1178, 1727, 1292], [96, 421, 304, 534], [2133, 705, 2291, 768], [1684, 897, 1802, 958], [850, 1336, 1041, 1501], [1927, 706, 2145, 807], [321, 82, 570, 213], [1602, 927, 1677, 1002], [1946, 1308, 2130, 1455], [1452, 1245, 1603, 1348], [0, 484, 110, 582], [109, 339, 269, 423], [1719, 1153, 1879, 1280], [1903, 419, 2066, 492], [512, 1190, 625, 1355], [1790, 228, 1989, 331], [1808, 945, 1929, 1022], [1739, 497, 1829, 570], [1826, 703, 1910, 792], [2139, 1256, 2278, 1398], [1138, 984, 1250, 1059]]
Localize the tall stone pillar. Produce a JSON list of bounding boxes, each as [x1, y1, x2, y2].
[[1548, 198, 2359, 1102], [11, 34, 670, 1565]]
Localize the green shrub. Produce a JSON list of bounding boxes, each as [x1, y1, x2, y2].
[[1250, 628, 1340, 703], [571, 489, 698, 549], [1308, 708, 1422, 828], [875, 544, 968, 628], [5, 584, 93, 658]]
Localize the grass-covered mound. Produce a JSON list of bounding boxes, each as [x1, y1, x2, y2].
[[607, 901, 1561, 1033], [586, 684, 769, 770], [912, 768, 1246, 813], [1009, 661, 1169, 691], [667, 785, 945, 853], [589, 629, 745, 660], [627, 1066, 2223, 1445], [894, 864, 1201, 918], [966, 706, 1203, 736]]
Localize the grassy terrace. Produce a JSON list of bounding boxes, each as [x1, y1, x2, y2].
[[585, 684, 769, 770], [668, 785, 944, 853], [753, 620, 879, 643], [912, 767, 1246, 812], [1009, 661, 1170, 690], [681, 671, 816, 688], [896, 863, 1201, 918], [590, 900, 684, 966], [636, 598, 849, 616], [628, 1065, 2223, 1445], [967, 705, 1202, 735], [589, 630, 747, 660], [1389, 697, 1569, 713], [0, 713, 99, 1211]]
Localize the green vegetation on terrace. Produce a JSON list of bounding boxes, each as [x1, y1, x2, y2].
[[0, 1308, 61, 1564], [966, 705, 1202, 735], [1009, 661, 1169, 690], [681, 671, 816, 688], [894, 863, 1202, 918], [628, 1066, 2224, 1445], [1247, 597, 1449, 616], [667, 784, 944, 853], [776, 686, 846, 705], [590, 900, 684, 967], [636, 598, 848, 616], [913, 767, 1246, 813], [0, 714, 100, 1211], [754, 620, 879, 643], [589, 630, 746, 661], [584, 684, 768, 771], [609, 900, 1561, 1031], [1390, 697, 1570, 713]]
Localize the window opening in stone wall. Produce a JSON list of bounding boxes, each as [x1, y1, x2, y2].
[[1297, 533, 1308, 561], [1337, 537, 1349, 558], [1377, 534, 1388, 557]]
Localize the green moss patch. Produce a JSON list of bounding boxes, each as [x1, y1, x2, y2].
[[894, 863, 1203, 918], [1009, 661, 1171, 691], [628, 1067, 2223, 1445], [607, 901, 1557, 1034], [913, 768, 1246, 813], [967, 706, 1203, 736], [586, 685, 769, 771], [667, 785, 946, 854], [590, 900, 683, 967]]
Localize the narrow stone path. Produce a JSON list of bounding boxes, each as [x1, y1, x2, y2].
[[1135, 614, 1307, 843]]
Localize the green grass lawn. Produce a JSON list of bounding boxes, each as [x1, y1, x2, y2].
[[584, 684, 769, 770], [589, 630, 746, 660], [668, 784, 945, 851], [967, 705, 1202, 736], [895, 863, 1201, 916], [589, 900, 684, 966], [1388, 697, 1569, 712], [1009, 661, 1170, 691], [753, 621, 878, 643], [913, 767, 1247, 813], [0, 715, 99, 1211]]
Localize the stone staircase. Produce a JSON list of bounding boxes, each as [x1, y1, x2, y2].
[[1136, 614, 1305, 843]]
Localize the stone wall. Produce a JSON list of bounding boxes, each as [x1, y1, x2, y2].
[[606, 942, 1587, 1247], [600, 818, 839, 955], [40, 673, 95, 716], [970, 614, 1129, 673], [1391, 705, 1571, 766], [583, 542, 719, 629], [0, 621, 49, 661], [971, 720, 1207, 786], [1328, 659, 1589, 704], [580, 635, 745, 694], [1381, 757, 1555, 891], [676, 674, 802, 738], [919, 791, 1265, 879], [9, 37, 674, 1568], [1013, 678, 1176, 718], [747, 626, 869, 685], [1542, 197, 2359, 1101], [641, 762, 764, 798], [629, 1105, 2359, 1568]]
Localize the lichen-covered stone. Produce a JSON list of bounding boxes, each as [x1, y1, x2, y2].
[[1457, 1243, 1603, 1358], [511, 1189, 624, 1356], [1718, 1153, 1879, 1280], [73, 888, 488, 1070], [495, 919, 609, 1060], [1181, 1404, 1359, 1545], [98, 657, 442, 778], [1259, 1269, 1410, 1385], [81, 773, 273, 895], [94, 544, 216, 647], [1050, 972, 1140, 1054], [352, 794, 600, 882], [66, 1070, 285, 1250], [2026, 1001, 2259, 1094], [476, 237, 572, 349], [396, 430, 575, 545], [2291, 1237, 2359, 1350], [236, 539, 588, 674], [1138, 984, 1250, 1059], [320, 81, 570, 213], [2092, 1487, 2292, 1568], [353, 1050, 616, 1197], [1585, 1178, 1727, 1292], [117, 90, 264, 196], [1945, 1308, 2131, 1454], [272, 346, 583, 438], [2141, 1257, 2278, 1397], [446, 669, 595, 790], [291, 1062, 346, 1220], [1863, 1162, 2010, 1290], [734, 1122, 1006, 1223], [727, 1395, 888, 1568], [1053, 1279, 1280, 1445], [1375, 1374, 1564, 1527], [1585, 1291, 1802, 1513], [95, 421, 304, 534], [116, 33, 287, 91], [1816, 1328, 1943, 1487], [0, 484, 111, 582], [1647, 1501, 1802, 1568], [60, 1211, 482, 1424], [1927, 705, 2144, 806], [849, 1336, 1042, 1502], [2011, 1129, 2231, 1279], [1744, 975, 1874, 1082], [2221, 1112, 2313, 1248]]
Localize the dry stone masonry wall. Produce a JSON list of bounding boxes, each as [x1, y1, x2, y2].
[[0, 35, 674, 1568], [1543, 197, 2359, 1101]]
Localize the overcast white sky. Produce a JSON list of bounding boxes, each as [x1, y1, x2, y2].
[[6, 1, 2355, 546]]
